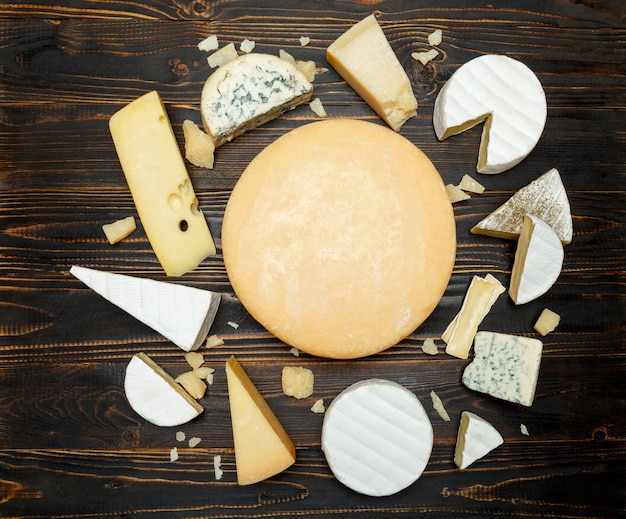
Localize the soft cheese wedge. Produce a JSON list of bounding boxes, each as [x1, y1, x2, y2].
[[327, 14, 417, 131], [225, 356, 296, 485], [201, 53, 313, 147], [70, 266, 220, 352], [471, 168, 573, 245], [124, 352, 203, 427], [462, 331, 543, 407], [433, 54, 547, 174], [454, 411, 504, 469], [509, 214, 564, 305], [109, 90, 216, 276]]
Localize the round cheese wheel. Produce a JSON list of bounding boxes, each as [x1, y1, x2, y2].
[[222, 119, 455, 359], [321, 379, 434, 496]]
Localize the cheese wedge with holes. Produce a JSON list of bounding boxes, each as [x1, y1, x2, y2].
[[433, 54, 547, 174], [321, 379, 433, 496], [109, 91, 216, 276], [70, 265, 220, 352], [471, 168, 572, 245], [225, 356, 296, 485], [327, 14, 417, 131], [222, 119, 456, 359], [454, 411, 503, 469], [509, 214, 564, 305], [124, 352, 203, 426], [201, 53, 312, 147]]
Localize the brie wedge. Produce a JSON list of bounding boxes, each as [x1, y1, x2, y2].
[[454, 411, 503, 469], [509, 214, 564, 305], [70, 266, 220, 352], [433, 54, 547, 174], [124, 352, 203, 427]]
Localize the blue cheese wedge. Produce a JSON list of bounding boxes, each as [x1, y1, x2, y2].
[[70, 266, 220, 352], [454, 411, 503, 469], [200, 53, 313, 147], [462, 331, 542, 406]]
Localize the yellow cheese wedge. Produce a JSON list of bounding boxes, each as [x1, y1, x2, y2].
[[222, 119, 456, 359], [109, 91, 216, 276], [225, 356, 296, 485], [327, 14, 418, 131]]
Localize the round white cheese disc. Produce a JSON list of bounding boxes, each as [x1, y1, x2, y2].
[[321, 379, 434, 496], [222, 119, 456, 359]]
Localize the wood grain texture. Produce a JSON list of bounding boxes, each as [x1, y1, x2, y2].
[[1, 1, 625, 517]]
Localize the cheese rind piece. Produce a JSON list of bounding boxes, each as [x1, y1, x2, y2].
[[225, 356, 296, 485], [321, 379, 433, 497], [109, 91, 216, 276], [222, 119, 456, 359], [70, 265, 220, 352], [462, 331, 543, 406], [433, 54, 547, 174], [201, 53, 312, 147], [534, 308, 561, 336], [327, 14, 417, 131], [124, 352, 203, 426], [509, 214, 564, 305], [454, 411, 503, 469], [471, 168, 573, 245], [102, 216, 136, 244]]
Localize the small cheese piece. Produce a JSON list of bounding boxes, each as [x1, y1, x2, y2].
[[430, 390, 451, 421], [188, 437, 202, 448], [170, 447, 179, 462], [299, 36, 311, 47], [124, 352, 203, 427], [296, 60, 316, 83], [70, 266, 220, 352], [520, 423, 530, 436], [281, 366, 314, 399], [198, 35, 218, 52], [534, 308, 561, 336], [445, 183, 471, 203], [462, 331, 543, 406], [184, 351, 204, 369], [509, 214, 564, 305], [239, 39, 255, 54], [176, 431, 186, 442], [175, 371, 207, 399], [182, 119, 215, 169], [279, 48, 296, 65], [443, 274, 505, 359], [213, 455, 223, 480], [310, 399, 325, 414], [109, 91, 216, 276], [201, 53, 313, 147], [102, 216, 136, 244], [321, 379, 433, 497], [472, 168, 573, 245], [459, 174, 485, 194], [309, 97, 327, 117], [421, 338, 438, 355], [454, 411, 503, 469], [205, 335, 224, 349], [207, 42, 238, 68], [222, 120, 456, 359], [327, 14, 417, 131], [225, 356, 296, 485], [428, 29, 443, 46], [411, 49, 439, 66], [433, 54, 547, 174]]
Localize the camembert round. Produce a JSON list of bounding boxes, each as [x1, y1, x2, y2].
[[222, 119, 455, 359]]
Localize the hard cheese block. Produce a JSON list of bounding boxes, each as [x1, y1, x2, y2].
[[70, 266, 220, 352], [327, 14, 417, 131], [321, 379, 433, 497], [462, 331, 543, 407], [225, 356, 296, 485], [222, 119, 456, 359], [433, 54, 547, 174], [201, 53, 312, 147], [454, 411, 503, 469], [471, 168, 573, 245], [109, 90, 216, 276]]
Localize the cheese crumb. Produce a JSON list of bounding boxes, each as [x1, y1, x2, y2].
[[208, 43, 237, 68], [282, 366, 314, 399], [459, 174, 485, 194], [182, 120, 215, 169], [102, 216, 136, 245], [227, 321, 239, 329], [289, 347, 300, 357], [239, 39, 255, 54], [184, 351, 204, 369], [175, 371, 207, 399], [299, 36, 311, 46], [411, 49, 439, 66], [520, 424, 530, 436], [176, 431, 186, 442], [430, 390, 451, 421], [170, 447, 178, 462], [205, 335, 224, 349], [206, 373, 214, 385], [421, 338, 438, 355], [428, 29, 443, 46], [296, 60, 316, 82], [193, 366, 215, 380], [198, 35, 219, 52], [279, 48, 296, 65], [188, 437, 202, 448], [213, 455, 223, 480], [445, 184, 471, 203], [310, 98, 327, 117], [534, 308, 561, 336], [310, 398, 325, 414]]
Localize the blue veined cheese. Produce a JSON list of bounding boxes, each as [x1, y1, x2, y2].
[[200, 53, 313, 146], [462, 331, 542, 406]]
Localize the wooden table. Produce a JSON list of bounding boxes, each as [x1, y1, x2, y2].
[[1, 1, 624, 517]]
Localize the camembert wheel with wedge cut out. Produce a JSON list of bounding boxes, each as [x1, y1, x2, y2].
[[222, 119, 456, 359]]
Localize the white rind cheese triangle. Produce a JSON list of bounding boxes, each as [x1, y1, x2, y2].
[[124, 352, 203, 427], [471, 168, 573, 244], [509, 214, 564, 305], [433, 54, 547, 174], [70, 266, 220, 352], [454, 411, 503, 469]]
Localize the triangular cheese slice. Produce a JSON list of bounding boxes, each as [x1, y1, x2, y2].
[[70, 266, 220, 352], [471, 168, 572, 244], [454, 411, 503, 469], [225, 356, 296, 485]]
